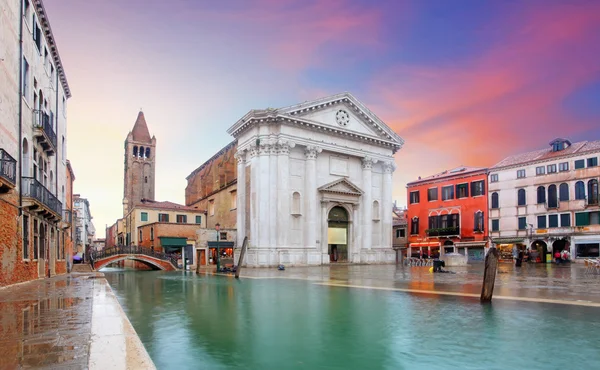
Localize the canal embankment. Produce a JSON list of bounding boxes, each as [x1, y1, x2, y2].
[[0, 272, 155, 369]]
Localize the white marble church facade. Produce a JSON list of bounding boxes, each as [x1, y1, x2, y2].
[[228, 93, 404, 266]]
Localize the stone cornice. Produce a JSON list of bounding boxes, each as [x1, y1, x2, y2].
[[33, 0, 71, 98], [490, 147, 600, 173], [237, 134, 395, 164], [229, 114, 402, 153]]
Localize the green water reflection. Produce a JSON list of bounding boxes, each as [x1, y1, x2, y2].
[[103, 269, 600, 370]]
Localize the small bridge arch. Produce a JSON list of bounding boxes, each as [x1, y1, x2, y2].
[[91, 246, 179, 271]]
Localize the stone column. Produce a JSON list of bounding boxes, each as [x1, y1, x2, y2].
[[269, 140, 278, 249], [382, 161, 396, 249], [249, 143, 260, 247], [352, 204, 360, 262], [304, 145, 321, 249], [277, 140, 295, 249], [361, 157, 376, 252], [235, 149, 246, 246], [321, 200, 329, 263], [258, 141, 271, 249]]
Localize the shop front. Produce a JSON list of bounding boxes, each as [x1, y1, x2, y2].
[[408, 242, 441, 259], [572, 236, 600, 259], [492, 237, 526, 262], [207, 241, 235, 266], [455, 241, 487, 262], [159, 237, 195, 269]]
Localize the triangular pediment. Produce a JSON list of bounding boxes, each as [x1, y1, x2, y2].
[[318, 178, 363, 195], [278, 92, 404, 145]]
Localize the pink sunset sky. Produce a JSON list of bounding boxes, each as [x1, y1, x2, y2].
[[43, 0, 600, 238]]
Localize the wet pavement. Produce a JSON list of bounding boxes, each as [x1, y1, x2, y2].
[[233, 261, 600, 305], [0, 273, 155, 369]]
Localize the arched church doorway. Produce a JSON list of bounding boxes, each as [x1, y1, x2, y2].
[[328, 206, 349, 262]]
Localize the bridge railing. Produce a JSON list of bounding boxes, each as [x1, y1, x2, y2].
[[91, 245, 179, 268]]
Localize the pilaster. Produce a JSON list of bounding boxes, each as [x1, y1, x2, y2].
[[304, 145, 322, 249], [361, 156, 377, 250], [235, 150, 246, 246], [249, 143, 259, 247], [382, 161, 396, 249], [277, 140, 295, 248], [258, 140, 271, 248]]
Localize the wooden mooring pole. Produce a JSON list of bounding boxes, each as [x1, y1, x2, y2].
[[235, 237, 248, 279], [480, 247, 499, 303]]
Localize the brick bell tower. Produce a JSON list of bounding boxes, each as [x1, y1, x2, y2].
[[123, 111, 156, 216]]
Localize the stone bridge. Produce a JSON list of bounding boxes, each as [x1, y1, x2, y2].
[[91, 246, 179, 271]]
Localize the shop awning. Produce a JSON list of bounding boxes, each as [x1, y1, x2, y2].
[[455, 241, 488, 247], [159, 237, 188, 247], [492, 237, 524, 244], [409, 242, 441, 248]]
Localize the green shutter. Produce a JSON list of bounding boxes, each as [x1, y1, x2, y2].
[[196, 215, 202, 224], [141, 212, 148, 221], [575, 212, 590, 226]]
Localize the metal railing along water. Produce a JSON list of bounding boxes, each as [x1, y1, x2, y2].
[[91, 245, 179, 268], [404, 257, 434, 267]]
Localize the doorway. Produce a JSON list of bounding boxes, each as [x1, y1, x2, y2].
[[328, 206, 349, 262], [38, 223, 46, 278]]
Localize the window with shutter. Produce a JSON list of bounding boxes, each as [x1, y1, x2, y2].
[[518, 217, 527, 230], [537, 186, 546, 204], [518, 189, 526, 206], [491, 219, 499, 232], [548, 214, 558, 228], [575, 181, 585, 200], [559, 183, 569, 201], [491, 192, 499, 209], [560, 214, 570, 227], [537, 215, 545, 229], [575, 212, 590, 226]]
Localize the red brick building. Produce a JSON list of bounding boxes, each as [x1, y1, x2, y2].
[[406, 166, 489, 262]]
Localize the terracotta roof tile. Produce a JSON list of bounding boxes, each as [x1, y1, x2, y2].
[[492, 140, 600, 169], [407, 166, 487, 186], [139, 199, 204, 212]]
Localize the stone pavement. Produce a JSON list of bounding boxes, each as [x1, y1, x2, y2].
[[235, 262, 600, 306], [0, 273, 155, 369]]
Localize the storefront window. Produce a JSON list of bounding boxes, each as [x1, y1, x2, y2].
[[576, 243, 599, 258]]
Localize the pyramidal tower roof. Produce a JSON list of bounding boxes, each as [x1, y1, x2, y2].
[[131, 111, 152, 143]]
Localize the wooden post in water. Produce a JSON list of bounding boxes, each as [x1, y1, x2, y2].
[[235, 237, 248, 279], [480, 247, 499, 303]]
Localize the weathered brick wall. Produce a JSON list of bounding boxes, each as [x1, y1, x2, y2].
[[138, 222, 202, 251], [185, 141, 237, 230], [0, 191, 38, 287]]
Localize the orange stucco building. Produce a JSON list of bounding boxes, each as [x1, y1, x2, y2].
[[406, 166, 489, 262]]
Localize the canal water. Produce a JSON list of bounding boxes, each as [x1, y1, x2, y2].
[[103, 269, 600, 370]]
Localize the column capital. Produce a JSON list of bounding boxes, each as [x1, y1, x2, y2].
[[235, 150, 247, 164], [320, 200, 329, 208], [277, 139, 296, 155], [304, 145, 322, 160], [383, 161, 396, 173], [248, 143, 259, 158], [258, 142, 272, 156], [361, 156, 378, 170]]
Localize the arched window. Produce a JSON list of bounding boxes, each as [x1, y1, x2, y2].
[[411, 217, 419, 235], [133, 146, 138, 157], [150, 227, 154, 241], [139, 229, 143, 243], [575, 181, 585, 200], [547, 184, 557, 208], [474, 211, 484, 232], [291, 192, 301, 215], [518, 189, 526, 206], [537, 186, 546, 204], [559, 183, 569, 201], [146, 147, 150, 158], [491, 192, 499, 209], [144, 176, 148, 183], [22, 138, 29, 177], [372, 200, 380, 220], [589, 179, 599, 205], [139, 146, 144, 158]]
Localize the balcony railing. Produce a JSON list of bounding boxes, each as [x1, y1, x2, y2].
[[426, 227, 460, 237], [587, 196, 599, 207], [0, 149, 17, 189], [21, 177, 62, 216], [33, 111, 57, 155]]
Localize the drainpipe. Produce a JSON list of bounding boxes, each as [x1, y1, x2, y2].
[[17, 0, 24, 216]]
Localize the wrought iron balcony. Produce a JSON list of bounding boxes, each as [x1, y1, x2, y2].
[[33, 111, 57, 156], [0, 149, 17, 192], [425, 226, 460, 237], [21, 177, 62, 218]]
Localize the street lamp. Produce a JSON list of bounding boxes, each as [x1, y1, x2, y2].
[[215, 223, 221, 272]]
